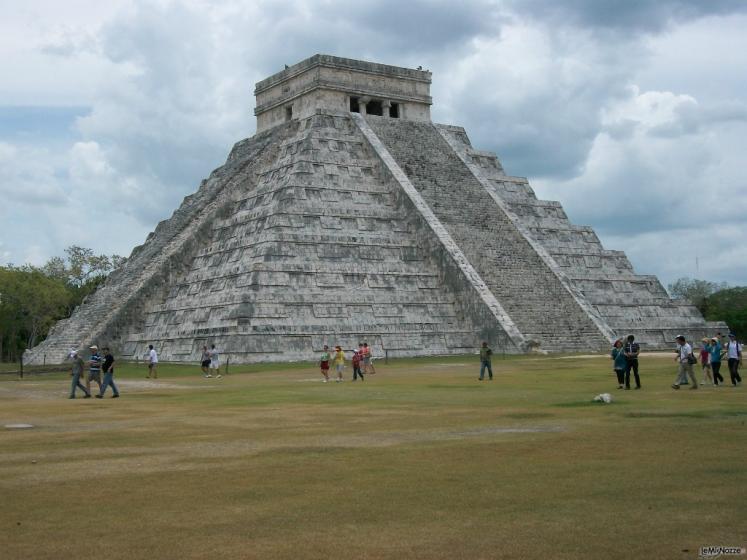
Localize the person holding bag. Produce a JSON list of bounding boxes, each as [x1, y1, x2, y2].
[[672, 335, 698, 390]]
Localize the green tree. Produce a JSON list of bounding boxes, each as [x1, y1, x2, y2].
[[0, 266, 70, 360], [704, 287, 747, 338], [0, 246, 124, 361], [667, 277, 728, 315]]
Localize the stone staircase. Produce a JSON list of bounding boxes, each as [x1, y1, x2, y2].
[[364, 117, 610, 352], [24, 125, 284, 364]]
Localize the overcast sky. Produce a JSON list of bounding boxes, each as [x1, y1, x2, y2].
[[1, 0, 745, 287]]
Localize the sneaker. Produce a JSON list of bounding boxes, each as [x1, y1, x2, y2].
[[95, 394, 103, 399], [216, 374, 222, 378], [83, 394, 91, 398], [690, 385, 698, 390], [624, 387, 630, 390], [617, 385, 624, 390], [112, 394, 119, 398], [634, 386, 641, 390], [323, 379, 328, 383], [69, 396, 75, 399], [478, 378, 483, 381], [671, 384, 680, 390]]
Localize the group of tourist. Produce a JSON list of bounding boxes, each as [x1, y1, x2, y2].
[[609, 332, 743, 391], [68, 345, 119, 399], [66, 332, 742, 399], [672, 333, 742, 389], [199, 344, 222, 378], [319, 342, 376, 382]]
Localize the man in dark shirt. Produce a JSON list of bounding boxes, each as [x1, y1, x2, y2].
[[623, 334, 641, 390], [96, 346, 120, 398], [479, 342, 493, 380]]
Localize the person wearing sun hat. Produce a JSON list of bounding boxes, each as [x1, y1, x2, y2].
[[709, 336, 724, 386], [699, 338, 713, 385], [333, 345, 345, 382]]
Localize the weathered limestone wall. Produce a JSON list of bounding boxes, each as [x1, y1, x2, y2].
[[434, 125, 726, 347], [365, 117, 611, 352], [33, 111, 515, 364]]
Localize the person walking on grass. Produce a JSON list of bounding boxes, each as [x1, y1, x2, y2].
[[96, 347, 119, 398], [672, 335, 698, 390], [352, 350, 364, 381], [333, 345, 345, 382], [699, 338, 713, 385], [320, 345, 331, 382], [68, 350, 91, 399], [201, 345, 212, 378], [478, 342, 493, 381], [623, 334, 641, 390], [147, 345, 158, 379], [209, 344, 222, 379], [363, 342, 376, 374], [726, 333, 742, 387], [87, 345, 103, 395], [710, 336, 725, 386], [611, 339, 626, 389]]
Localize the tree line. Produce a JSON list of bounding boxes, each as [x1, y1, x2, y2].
[[0, 246, 124, 362], [668, 278, 747, 337]]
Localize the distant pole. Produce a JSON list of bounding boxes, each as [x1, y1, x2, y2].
[[43, 354, 46, 366], [225, 356, 229, 376], [385, 350, 388, 364]]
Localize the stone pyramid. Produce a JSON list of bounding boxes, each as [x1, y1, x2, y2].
[[26, 55, 722, 364]]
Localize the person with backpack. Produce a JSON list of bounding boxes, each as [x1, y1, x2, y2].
[[726, 333, 743, 387], [672, 335, 698, 390], [623, 335, 641, 390]]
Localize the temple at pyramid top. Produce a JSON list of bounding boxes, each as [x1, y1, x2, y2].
[[254, 54, 433, 131]]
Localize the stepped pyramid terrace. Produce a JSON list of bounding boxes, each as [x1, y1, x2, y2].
[[25, 54, 724, 365]]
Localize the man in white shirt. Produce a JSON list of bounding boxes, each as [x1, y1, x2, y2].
[[209, 344, 222, 379], [726, 333, 742, 387], [147, 344, 158, 379], [672, 335, 698, 390]]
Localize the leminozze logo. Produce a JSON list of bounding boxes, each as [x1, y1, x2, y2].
[[699, 546, 746, 559]]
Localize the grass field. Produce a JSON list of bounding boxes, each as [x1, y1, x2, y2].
[[1, 353, 745, 559]]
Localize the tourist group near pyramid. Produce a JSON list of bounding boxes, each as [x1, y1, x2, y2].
[[26, 54, 723, 365]]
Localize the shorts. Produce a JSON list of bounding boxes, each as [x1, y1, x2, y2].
[[201, 360, 211, 368], [148, 363, 157, 370], [88, 371, 101, 382], [320, 361, 329, 370], [363, 357, 371, 365], [210, 360, 220, 370], [336, 364, 344, 373]]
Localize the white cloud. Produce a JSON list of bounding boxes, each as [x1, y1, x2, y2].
[[0, 141, 67, 205], [0, 0, 745, 288]]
